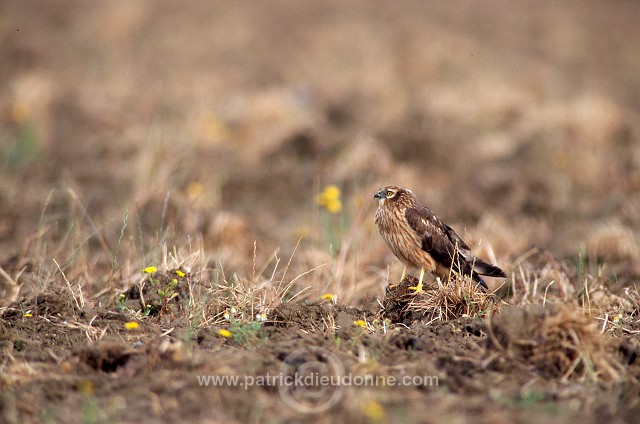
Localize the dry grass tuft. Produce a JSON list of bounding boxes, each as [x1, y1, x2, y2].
[[407, 276, 502, 322], [504, 248, 640, 336], [487, 303, 626, 384], [381, 275, 502, 324]]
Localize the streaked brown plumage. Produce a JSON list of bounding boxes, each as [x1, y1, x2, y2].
[[374, 185, 506, 291]]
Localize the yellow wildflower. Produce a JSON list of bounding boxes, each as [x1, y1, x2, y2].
[[295, 225, 310, 239], [362, 400, 385, 421], [316, 185, 342, 213], [185, 181, 204, 200], [77, 379, 95, 396], [320, 293, 336, 301], [10, 102, 31, 124], [552, 150, 567, 169], [353, 319, 367, 328], [175, 270, 186, 278], [203, 114, 229, 144], [218, 329, 232, 338], [142, 266, 157, 274], [124, 321, 139, 330]]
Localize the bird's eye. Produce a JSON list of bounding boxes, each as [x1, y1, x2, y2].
[[386, 190, 395, 198]]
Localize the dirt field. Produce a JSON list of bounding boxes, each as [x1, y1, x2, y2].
[[1, 1, 640, 423]]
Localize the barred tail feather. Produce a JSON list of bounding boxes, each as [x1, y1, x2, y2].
[[472, 258, 506, 278]]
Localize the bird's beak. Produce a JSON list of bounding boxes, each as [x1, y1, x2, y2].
[[374, 189, 384, 199]]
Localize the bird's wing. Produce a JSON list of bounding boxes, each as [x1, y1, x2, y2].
[[405, 207, 472, 271], [405, 207, 506, 284]]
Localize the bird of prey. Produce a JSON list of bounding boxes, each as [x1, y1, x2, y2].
[[374, 185, 506, 292]]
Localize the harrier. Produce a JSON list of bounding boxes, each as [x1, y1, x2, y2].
[[374, 185, 505, 292]]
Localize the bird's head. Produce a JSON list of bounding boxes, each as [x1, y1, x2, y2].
[[374, 186, 417, 207]]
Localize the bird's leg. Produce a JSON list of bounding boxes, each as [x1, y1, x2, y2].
[[409, 267, 425, 293], [388, 266, 407, 292]]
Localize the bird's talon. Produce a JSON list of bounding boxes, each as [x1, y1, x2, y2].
[[409, 283, 424, 293]]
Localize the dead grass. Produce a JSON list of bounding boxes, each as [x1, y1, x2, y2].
[[487, 304, 627, 385], [201, 240, 319, 328], [406, 276, 502, 322], [379, 275, 502, 324], [1, 1, 640, 422]]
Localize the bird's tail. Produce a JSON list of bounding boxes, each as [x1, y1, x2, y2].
[[469, 258, 506, 290], [472, 258, 506, 278]]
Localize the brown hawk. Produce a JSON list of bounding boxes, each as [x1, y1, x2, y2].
[[374, 185, 506, 292]]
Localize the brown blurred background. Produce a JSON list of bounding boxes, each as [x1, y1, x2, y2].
[[2, 0, 640, 295]]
